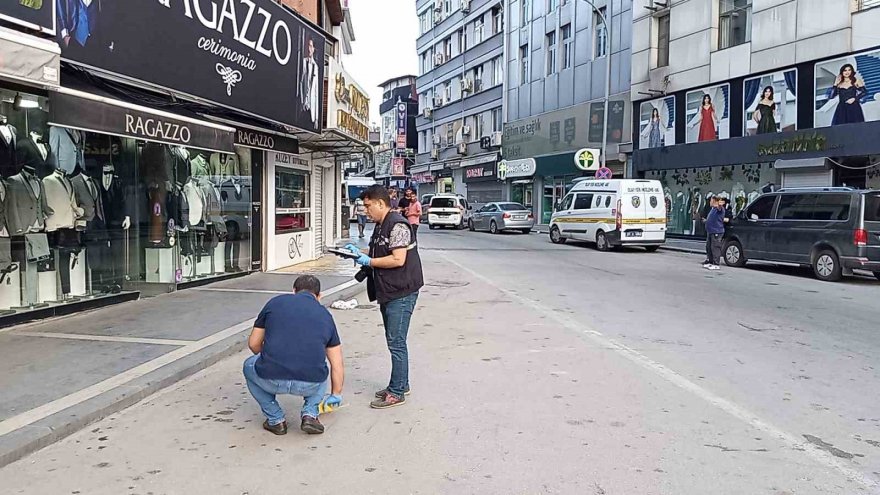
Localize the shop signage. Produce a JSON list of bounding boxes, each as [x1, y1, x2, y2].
[[497, 158, 536, 181], [757, 133, 827, 157], [270, 151, 309, 171], [50, 90, 235, 152], [236, 129, 299, 154], [464, 163, 497, 182], [412, 172, 434, 183], [1, 1, 55, 35], [502, 96, 630, 160], [574, 148, 600, 171], [396, 102, 407, 150], [327, 57, 370, 141], [57, 0, 325, 133], [391, 157, 405, 176]]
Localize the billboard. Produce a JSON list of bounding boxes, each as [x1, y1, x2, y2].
[[57, 0, 325, 133], [1, 0, 55, 35], [638, 95, 675, 149], [814, 49, 880, 128], [685, 83, 730, 143], [744, 69, 797, 136]]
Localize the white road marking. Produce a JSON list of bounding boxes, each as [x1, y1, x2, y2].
[[438, 253, 878, 490], [12, 332, 193, 347], [0, 320, 254, 438]]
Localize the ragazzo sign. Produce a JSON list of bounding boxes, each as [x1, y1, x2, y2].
[[58, 0, 325, 133], [125, 115, 192, 143], [235, 129, 300, 155]]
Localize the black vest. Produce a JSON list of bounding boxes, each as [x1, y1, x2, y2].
[[368, 211, 424, 304]]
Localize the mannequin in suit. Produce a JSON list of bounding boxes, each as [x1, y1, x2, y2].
[[99, 163, 130, 292], [71, 164, 109, 293], [48, 127, 85, 176], [17, 130, 53, 179], [4, 163, 52, 236], [43, 161, 84, 297], [209, 153, 240, 181], [0, 115, 19, 178]]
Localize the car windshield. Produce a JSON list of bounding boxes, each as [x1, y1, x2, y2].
[[431, 198, 458, 208], [498, 203, 528, 211]]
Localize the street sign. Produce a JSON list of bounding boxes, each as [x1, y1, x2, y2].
[[574, 148, 600, 171], [595, 167, 613, 179], [391, 158, 405, 176]]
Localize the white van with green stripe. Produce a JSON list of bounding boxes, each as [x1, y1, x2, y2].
[[549, 179, 667, 252]]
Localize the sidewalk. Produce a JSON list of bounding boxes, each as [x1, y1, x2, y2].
[[0, 264, 363, 468]]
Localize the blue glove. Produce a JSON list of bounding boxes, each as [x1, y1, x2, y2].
[[344, 243, 361, 255], [355, 253, 372, 267], [319, 394, 343, 414]]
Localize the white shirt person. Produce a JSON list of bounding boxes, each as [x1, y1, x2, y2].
[[300, 38, 320, 127]]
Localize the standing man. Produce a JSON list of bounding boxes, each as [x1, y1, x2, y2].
[[704, 197, 725, 271], [300, 37, 320, 128], [355, 197, 367, 239], [346, 185, 423, 409], [243, 275, 344, 435], [404, 188, 422, 240]]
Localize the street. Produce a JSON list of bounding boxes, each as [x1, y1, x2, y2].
[[2, 226, 879, 494]]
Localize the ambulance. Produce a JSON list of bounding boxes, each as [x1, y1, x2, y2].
[[548, 178, 667, 251]]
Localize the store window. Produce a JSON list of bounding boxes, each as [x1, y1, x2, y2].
[[657, 14, 670, 68], [275, 167, 310, 233]]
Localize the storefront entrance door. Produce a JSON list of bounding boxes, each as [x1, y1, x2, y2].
[[541, 178, 572, 224]]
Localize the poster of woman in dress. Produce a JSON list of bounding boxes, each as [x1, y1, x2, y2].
[[744, 70, 797, 136], [815, 50, 880, 127], [638, 96, 675, 149], [685, 84, 729, 143]]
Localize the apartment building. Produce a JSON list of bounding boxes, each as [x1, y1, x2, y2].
[[631, 0, 880, 238], [502, 0, 634, 224], [413, 0, 506, 199]]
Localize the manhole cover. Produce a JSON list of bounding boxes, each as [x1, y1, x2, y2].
[[425, 280, 470, 288]]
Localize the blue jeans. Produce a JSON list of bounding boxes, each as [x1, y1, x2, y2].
[[380, 292, 419, 398], [242, 354, 326, 425]]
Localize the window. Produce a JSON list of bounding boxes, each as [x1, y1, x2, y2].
[[594, 7, 607, 58], [520, 44, 529, 84], [719, 0, 752, 50], [561, 24, 572, 70], [657, 14, 670, 68], [746, 194, 777, 220], [548, 0, 557, 12], [861, 0, 880, 11], [275, 167, 310, 233], [559, 194, 574, 211], [446, 123, 454, 145], [476, 113, 486, 136], [492, 108, 503, 132], [474, 19, 484, 45], [605, 196, 612, 208], [420, 10, 431, 34], [546, 31, 557, 75], [493, 57, 504, 86], [813, 194, 851, 221], [499, 203, 528, 211], [444, 36, 452, 59], [421, 52, 432, 74], [445, 81, 452, 102], [431, 197, 458, 208], [776, 194, 819, 220], [457, 29, 465, 55], [521, 0, 531, 27], [574, 194, 594, 210], [492, 6, 503, 34], [866, 194, 880, 221]]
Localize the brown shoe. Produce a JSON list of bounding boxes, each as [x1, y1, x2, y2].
[[263, 420, 288, 435], [374, 387, 411, 399], [300, 415, 325, 434], [370, 393, 406, 409]]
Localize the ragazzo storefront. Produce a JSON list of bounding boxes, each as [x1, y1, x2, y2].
[[0, 0, 322, 325]]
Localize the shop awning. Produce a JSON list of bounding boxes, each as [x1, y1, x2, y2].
[[202, 114, 300, 155], [296, 129, 373, 160], [49, 87, 236, 153], [410, 164, 430, 174], [774, 157, 828, 170], [0, 26, 59, 88]]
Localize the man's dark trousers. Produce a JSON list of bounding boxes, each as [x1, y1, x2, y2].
[[381, 292, 419, 397]]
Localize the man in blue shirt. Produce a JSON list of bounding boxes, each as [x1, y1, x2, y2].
[[705, 197, 726, 271], [243, 275, 344, 435]]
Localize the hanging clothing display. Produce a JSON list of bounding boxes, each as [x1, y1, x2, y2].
[[48, 127, 85, 175], [43, 170, 83, 231], [5, 168, 52, 235], [190, 154, 210, 177], [209, 153, 240, 180], [0, 123, 18, 178], [17, 135, 52, 179]]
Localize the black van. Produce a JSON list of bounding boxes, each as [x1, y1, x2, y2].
[[722, 188, 880, 282]]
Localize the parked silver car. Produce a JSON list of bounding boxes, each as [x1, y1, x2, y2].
[[468, 202, 535, 234]]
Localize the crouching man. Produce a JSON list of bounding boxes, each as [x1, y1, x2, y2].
[[243, 275, 344, 435]]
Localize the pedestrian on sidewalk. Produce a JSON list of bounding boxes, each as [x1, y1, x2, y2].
[[704, 197, 725, 271], [355, 197, 368, 238], [345, 185, 424, 410], [243, 275, 345, 435], [404, 188, 422, 240], [700, 196, 717, 266]]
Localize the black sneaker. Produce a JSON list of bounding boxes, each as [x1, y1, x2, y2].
[[374, 387, 411, 399], [301, 415, 325, 435], [263, 420, 288, 435]]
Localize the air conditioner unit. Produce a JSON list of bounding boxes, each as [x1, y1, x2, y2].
[[462, 0, 470, 13], [461, 78, 473, 93], [462, 125, 472, 136], [457, 142, 468, 155], [434, 0, 443, 12], [431, 148, 440, 159], [434, 52, 444, 65], [433, 134, 441, 145], [433, 94, 444, 107], [480, 135, 492, 149], [491, 131, 503, 146], [424, 107, 434, 118], [434, 11, 443, 24]]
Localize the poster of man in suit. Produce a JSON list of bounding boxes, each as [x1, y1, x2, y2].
[[57, 0, 100, 48], [300, 36, 320, 129]]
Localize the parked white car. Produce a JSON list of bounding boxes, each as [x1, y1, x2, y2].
[[427, 194, 472, 229]]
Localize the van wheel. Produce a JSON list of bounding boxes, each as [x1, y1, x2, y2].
[[489, 221, 499, 234], [644, 245, 659, 253], [813, 249, 842, 282], [468, 219, 475, 232], [596, 231, 610, 252], [723, 240, 747, 267], [550, 226, 566, 244]]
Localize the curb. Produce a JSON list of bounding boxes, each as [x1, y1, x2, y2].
[[659, 246, 704, 255], [0, 279, 364, 469]]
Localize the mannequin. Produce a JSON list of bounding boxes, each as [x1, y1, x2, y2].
[[190, 152, 210, 177], [141, 142, 171, 244], [209, 152, 240, 181], [5, 163, 52, 235], [0, 115, 18, 178], [71, 163, 109, 292], [43, 160, 85, 297], [99, 163, 130, 292], [48, 127, 85, 176]]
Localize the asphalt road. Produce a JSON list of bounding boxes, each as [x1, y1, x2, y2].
[[2, 226, 879, 494]]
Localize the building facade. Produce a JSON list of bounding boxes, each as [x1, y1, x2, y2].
[[501, 0, 634, 224], [413, 0, 506, 200], [631, 0, 880, 237], [375, 75, 419, 187]]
